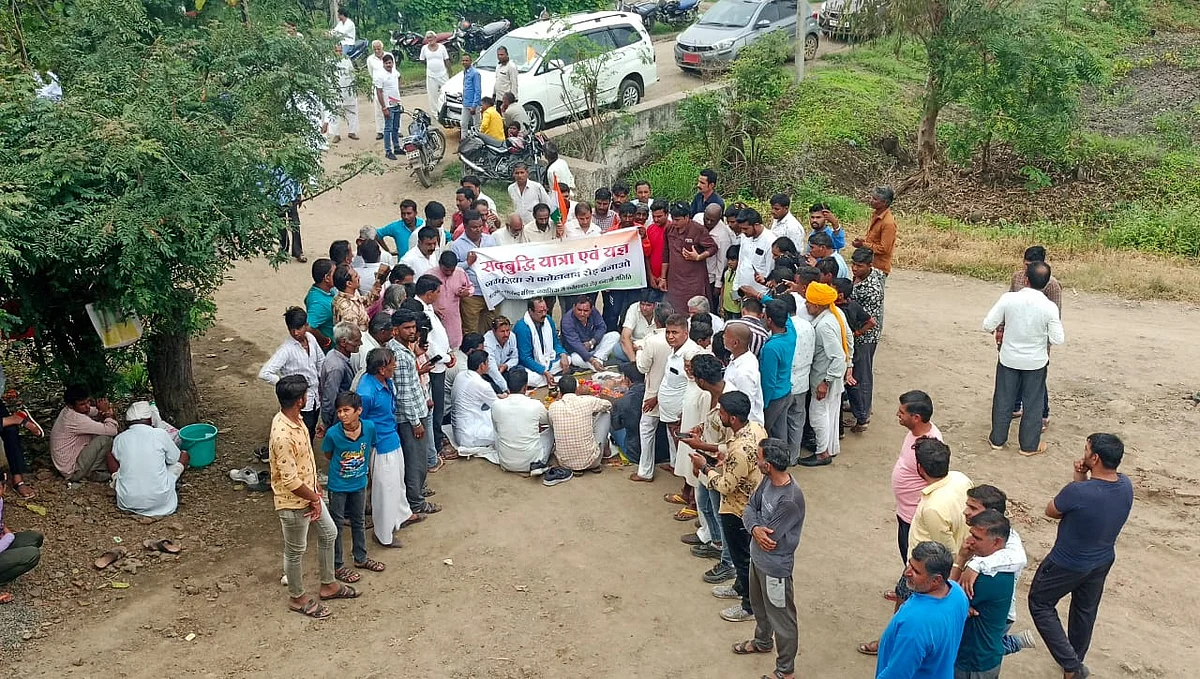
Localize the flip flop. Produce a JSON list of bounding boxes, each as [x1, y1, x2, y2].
[[402, 514, 426, 527], [228, 467, 258, 484], [732, 639, 774, 655], [94, 547, 128, 570], [354, 559, 386, 572], [18, 411, 44, 437], [857, 641, 879, 656], [628, 473, 653, 483], [319, 583, 360, 600], [673, 508, 699, 521], [1019, 442, 1048, 457], [13, 481, 35, 500], [663, 493, 688, 505], [289, 598, 331, 619], [0, 591, 13, 605], [142, 539, 182, 554]]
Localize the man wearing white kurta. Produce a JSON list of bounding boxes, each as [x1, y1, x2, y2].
[[329, 44, 358, 142], [633, 313, 697, 482], [512, 298, 570, 390], [420, 34, 452, 117], [451, 352, 498, 457], [801, 282, 849, 467], [365, 42, 390, 138], [491, 368, 554, 474], [110, 402, 186, 518]]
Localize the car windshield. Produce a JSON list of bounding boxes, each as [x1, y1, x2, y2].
[[697, 0, 759, 27], [475, 37, 550, 73]]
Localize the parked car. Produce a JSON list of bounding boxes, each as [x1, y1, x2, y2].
[[437, 11, 658, 133], [819, 0, 887, 39], [674, 0, 819, 72]]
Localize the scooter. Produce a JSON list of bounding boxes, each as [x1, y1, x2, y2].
[[656, 0, 700, 27], [616, 0, 660, 30], [401, 108, 447, 188], [454, 15, 512, 54], [391, 12, 457, 62]]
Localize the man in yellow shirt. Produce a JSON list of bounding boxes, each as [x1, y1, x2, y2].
[[479, 96, 504, 140]]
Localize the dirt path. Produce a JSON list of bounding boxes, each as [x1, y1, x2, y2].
[[14, 193, 1200, 676]]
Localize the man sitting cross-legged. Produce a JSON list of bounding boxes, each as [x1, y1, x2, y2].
[[106, 401, 188, 518]]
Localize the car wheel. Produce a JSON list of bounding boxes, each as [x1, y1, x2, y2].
[[618, 78, 642, 108], [804, 33, 819, 60], [524, 102, 545, 133]]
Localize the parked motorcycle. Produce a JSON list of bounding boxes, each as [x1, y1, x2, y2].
[[458, 129, 547, 184], [616, 0, 660, 30], [454, 15, 512, 55], [391, 12, 457, 62], [401, 108, 447, 188], [656, 0, 700, 27]]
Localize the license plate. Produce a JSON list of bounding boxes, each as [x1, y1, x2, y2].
[[682, 52, 701, 64], [406, 151, 421, 161]]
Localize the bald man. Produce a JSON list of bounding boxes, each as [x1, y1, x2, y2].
[[493, 213, 529, 247], [721, 322, 765, 425]]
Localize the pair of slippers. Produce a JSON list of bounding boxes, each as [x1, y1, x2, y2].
[[229, 467, 270, 491], [93, 539, 182, 569]]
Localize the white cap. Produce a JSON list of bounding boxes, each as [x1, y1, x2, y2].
[[425, 30, 436, 38], [126, 401, 154, 421]]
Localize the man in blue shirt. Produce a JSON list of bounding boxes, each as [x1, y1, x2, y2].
[[875, 541, 970, 679], [759, 300, 795, 443], [354, 347, 411, 548], [560, 296, 621, 371], [449, 210, 498, 335], [375, 198, 423, 256], [1028, 433, 1133, 679], [807, 231, 849, 280], [689, 167, 724, 216], [512, 297, 570, 389], [303, 258, 337, 351], [460, 53, 482, 131], [806, 203, 846, 253]]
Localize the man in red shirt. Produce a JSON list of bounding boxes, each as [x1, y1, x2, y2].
[[645, 199, 669, 303]]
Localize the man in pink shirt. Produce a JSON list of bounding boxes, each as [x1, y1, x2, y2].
[[891, 390, 943, 565], [431, 249, 472, 349], [49, 385, 119, 483]]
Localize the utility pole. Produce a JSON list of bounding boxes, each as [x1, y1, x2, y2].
[[796, 0, 812, 80]]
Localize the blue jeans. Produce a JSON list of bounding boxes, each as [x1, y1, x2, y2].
[[326, 489, 367, 569], [383, 105, 401, 154], [696, 484, 732, 567], [610, 428, 627, 452]]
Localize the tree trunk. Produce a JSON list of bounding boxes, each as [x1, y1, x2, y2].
[[916, 74, 942, 171], [146, 329, 200, 426]]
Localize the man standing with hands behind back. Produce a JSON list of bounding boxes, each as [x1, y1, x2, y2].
[[460, 53, 482, 132]]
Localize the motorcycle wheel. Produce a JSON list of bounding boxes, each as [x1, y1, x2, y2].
[[427, 129, 448, 163], [417, 153, 434, 188], [644, 13, 656, 31]]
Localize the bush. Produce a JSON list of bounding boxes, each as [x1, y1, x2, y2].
[[630, 149, 700, 202]]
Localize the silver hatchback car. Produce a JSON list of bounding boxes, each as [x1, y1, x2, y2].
[[674, 0, 819, 71]]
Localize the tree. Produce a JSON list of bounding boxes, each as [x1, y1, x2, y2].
[[0, 0, 369, 423]]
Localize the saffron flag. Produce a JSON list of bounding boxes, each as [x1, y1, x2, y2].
[[551, 178, 569, 225]]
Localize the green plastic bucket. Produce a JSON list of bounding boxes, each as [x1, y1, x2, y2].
[[179, 423, 218, 468]]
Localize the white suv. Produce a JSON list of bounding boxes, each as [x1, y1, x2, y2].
[[437, 11, 658, 132]]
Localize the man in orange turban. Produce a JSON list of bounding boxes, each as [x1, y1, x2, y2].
[[799, 282, 850, 467]]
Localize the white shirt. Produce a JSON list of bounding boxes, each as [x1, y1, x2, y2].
[[724, 351, 765, 424], [112, 424, 182, 517], [407, 227, 448, 253], [484, 330, 519, 389], [332, 17, 356, 45], [563, 220, 601, 240], [688, 312, 725, 334], [790, 314, 815, 395], [451, 370, 497, 448], [546, 158, 575, 192], [657, 340, 699, 423], [335, 57, 355, 91], [622, 302, 656, 343], [421, 299, 451, 374], [982, 287, 1065, 370], [351, 332, 381, 389], [734, 228, 777, 294], [491, 393, 550, 473], [258, 333, 324, 411], [374, 69, 401, 108], [701, 218, 735, 285], [420, 44, 450, 80], [770, 212, 806, 248], [966, 528, 1027, 622], [508, 181, 553, 223], [366, 53, 390, 81], [400, 247, 438, 278], [494, 60, 520, 99], [523, 220, 559, 243], [351, 249, 396, 269]]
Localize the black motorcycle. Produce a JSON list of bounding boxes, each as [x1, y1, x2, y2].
[[391, 12, 457, 62], [454, 15, 512, 54], [458, 129, 547, 184], [616, 0, 659, 30], [656, 0, 700, 27], [401, 108, 447, 188]]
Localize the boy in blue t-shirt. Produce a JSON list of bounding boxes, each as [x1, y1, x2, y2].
[[320, 392, 385, 580]]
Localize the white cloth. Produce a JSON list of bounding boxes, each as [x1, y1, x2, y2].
[[491, 393, 552, 473], [967, 528, 1027, 622], [703, 219, 735, 285], [674, 380, 712, 483], [734, 228, 778, 295], [810, 378, 844, 456], [332, 17, 356, 45], [507, 181, 553, 224], [523, 220, 559, 244], [636, 329, 672, 417], [562, 220, 601, 240], [770, 212, 806, 248], [258, 333, 324, 411], [522, 312, 557, 371], [407, 227, 448, 253], [483, 330, 519, 390], [112, 424, 182, 517], [373, 69, 401, 108], [494, 60, 519, 99], [725, 351, 765, 425], [330, 57, 359, 136], [421, 300, 450, 374], [476, 191, 498, 214], [982, 287, 1065, 370], [371, 449, 412, 545], [400, 247, 438, 278], [790, 313, 816, 395], [636, 413, 675, 480], [426, 75, 448, 117], [569, 332, 621, 369], [420, 44, 451, 80], [546, 158, 575, 191], [350, 332, 380, 389], [366, 54, 390, 134], [657, 340, 700, 423], [451, 370, 498, 449], [622, 302, 656, 343], [524, 362, 563, 390]]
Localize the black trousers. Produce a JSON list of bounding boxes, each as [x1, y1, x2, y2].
[[278, 203, 303, 258], [0, 401, 27, 476], [301, 408, 318, 448], [989, 362, 1047, 452], [720, 512, 754, 615], [896, 515, 911, 565], [1028, 558, 1114, 673], [430, 371, 448, 448], [847, 341, 877, 423]]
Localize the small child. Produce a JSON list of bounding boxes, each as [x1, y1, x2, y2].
[[321, 392, 384, 581], [720, 244, 741, 320]]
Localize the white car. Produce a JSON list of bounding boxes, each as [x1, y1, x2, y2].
[[437, 11, 658, 132]]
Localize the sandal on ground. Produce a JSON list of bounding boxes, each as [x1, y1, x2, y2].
[[422, 487, 436, 497], [319, 583, 360, 600], [354, 559, 386, 572], [857, 640, 879, 656], [13, 481, 35, 499], [94, 547, 128, 570], [334, 567, 361, 583], [656, 463, 674, 473], [628, 473, 653, 482], [732, 639, 774, 655], [673, 507, 699, 521], [1019, 442, 1048, 457], [416, 501, 441, 514], [142, 539, 182, 554], [18, 411, 44, 437], [0, 591, 13, 604], [663, 493, 688, 505], [428, 458, 445, 473], [289, 598, 331, 619], [402, 513, 426, 527]]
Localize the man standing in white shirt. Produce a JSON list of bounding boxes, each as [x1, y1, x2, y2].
[[258, 307, 325, 445], [544, 142, 574, 195], [781, 293, 814, 464], [365, 41, 389, 140], [734, 208, 776, 298], [491, 368, 554, 475], [329, 43, 359, 144], [506, 163, 552, 224], [768, 193, 806, 246], [563, 202, 601, 240], [720, 322, 765, 425], [982, 261, 1064, 456], [632, 312, 696, 482], [493, 45, 519, 101], [332, 9, 363, 59], [374, 54, 403, 159], [415, 275, 457, 457], [420, 32, 452, 116], [400, 226, 440, 278]]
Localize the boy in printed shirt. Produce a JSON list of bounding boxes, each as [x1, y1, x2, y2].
[[321, 392, 385, 582]]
